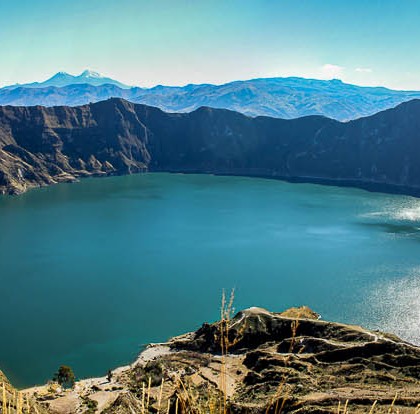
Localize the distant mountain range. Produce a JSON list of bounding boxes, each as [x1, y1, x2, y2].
[[1, 97, 420, 195], [2, 69, 130, 90], [1, 72, 420, 121]]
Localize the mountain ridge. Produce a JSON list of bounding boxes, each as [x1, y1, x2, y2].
[[1, 97, 420, 196], [2, 76, 420, 121], [2, 70, 131, 90]]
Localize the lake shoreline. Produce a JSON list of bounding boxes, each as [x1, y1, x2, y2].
[[2, 172, 419, 387], [15, 307, 420, 413], [4, 168, 420, 199]]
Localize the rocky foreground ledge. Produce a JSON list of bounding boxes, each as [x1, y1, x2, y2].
[[2, 307, 420, 413]]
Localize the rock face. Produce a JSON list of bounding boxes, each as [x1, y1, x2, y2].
[[23, 307, 420, 413], [1, 98, 420, 195]]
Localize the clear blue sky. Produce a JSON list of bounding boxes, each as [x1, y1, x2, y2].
[[1, 0, 419, 89]]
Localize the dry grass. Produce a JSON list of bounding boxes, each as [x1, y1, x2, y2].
[[154, 293, 420, 414], [0, 382, 36, 414], [12, 292, 418, 414]]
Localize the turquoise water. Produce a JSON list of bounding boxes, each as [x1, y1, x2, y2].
[[1, 173, 420, 387]]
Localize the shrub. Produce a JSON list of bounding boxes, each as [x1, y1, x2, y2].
[[53, 365, 75, 389]]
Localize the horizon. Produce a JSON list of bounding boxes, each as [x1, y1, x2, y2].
[[1, 1, 420, 90], [4, 68, 420, 92]]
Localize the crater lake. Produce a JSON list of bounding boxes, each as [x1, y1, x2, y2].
[[1, 173, 419, 387]]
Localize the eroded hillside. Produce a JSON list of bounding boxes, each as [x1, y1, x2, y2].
[[13, 307, 420, 414]]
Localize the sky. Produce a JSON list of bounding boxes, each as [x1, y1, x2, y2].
[[0, 0, 420, 89]]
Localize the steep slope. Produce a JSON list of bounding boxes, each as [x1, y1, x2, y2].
[[2, 77, 420, 121], [1, 98, 420, 196], [23, 307, 420, 413]]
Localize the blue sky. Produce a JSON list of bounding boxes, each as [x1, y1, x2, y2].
[[1, 0, 419, 89]]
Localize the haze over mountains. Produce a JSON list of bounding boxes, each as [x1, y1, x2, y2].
[[2, 71, 420, 121], [1, 97, 420, 195], [3, 69, 130, 89]]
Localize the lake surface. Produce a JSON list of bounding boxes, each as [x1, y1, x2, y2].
[[1, 173, 420, 387]]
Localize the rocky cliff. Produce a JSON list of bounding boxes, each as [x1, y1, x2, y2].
[[1, 98, 420, 196], [17, 307, 420, 413]]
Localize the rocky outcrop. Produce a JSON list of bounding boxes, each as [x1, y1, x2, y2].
[[23, 307, 420, 413], [0, 99, 150, 194], [2, 98, 420, 196]]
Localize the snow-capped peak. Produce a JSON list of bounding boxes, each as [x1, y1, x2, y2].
[[80, 69, 102, 78], [53, 71, 71, 77], [2, 69, 131, 90]]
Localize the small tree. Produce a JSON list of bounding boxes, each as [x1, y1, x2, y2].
[[107, 369, 113, 382], [53, 365, 75, 389]]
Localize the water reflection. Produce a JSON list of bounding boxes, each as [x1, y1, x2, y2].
[[363, 270, 420, 345]]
